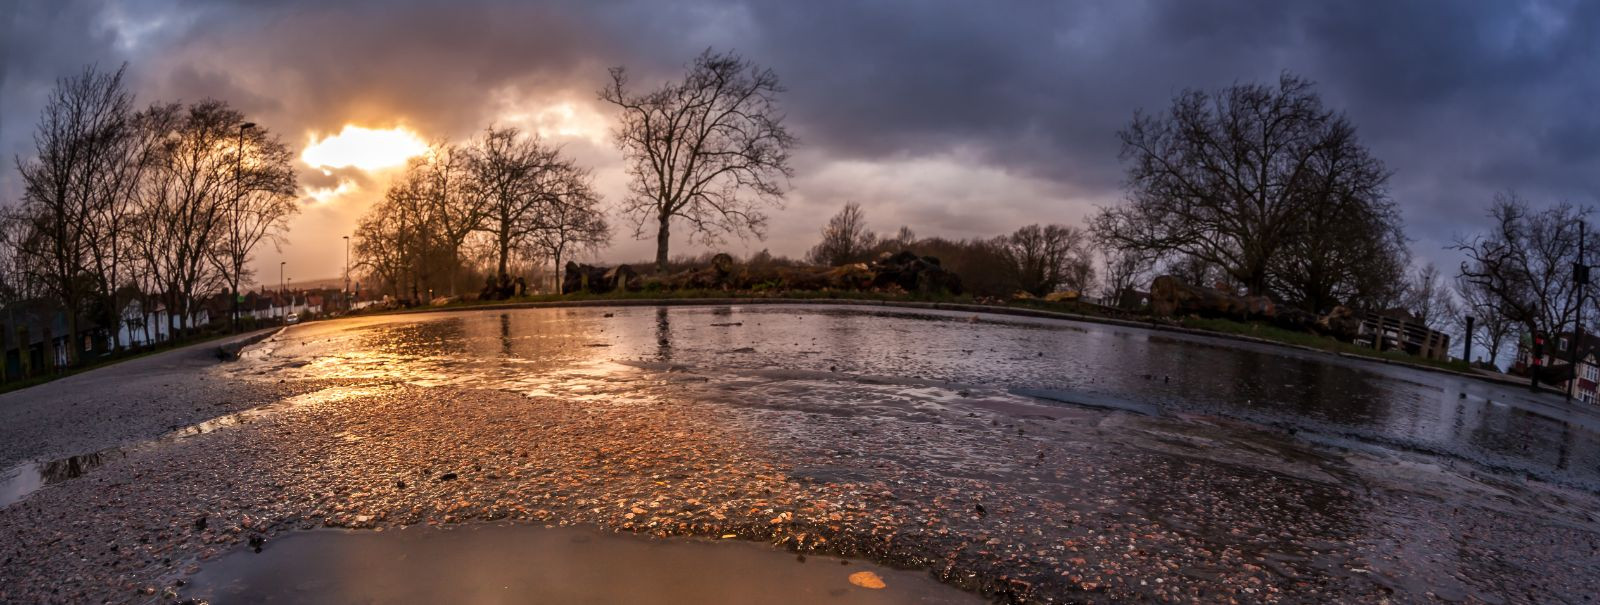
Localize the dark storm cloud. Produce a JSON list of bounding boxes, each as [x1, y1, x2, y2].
[[722, 1, 1600, 241], [2, 0, 1598, 271], [0, 1, 129, 200]]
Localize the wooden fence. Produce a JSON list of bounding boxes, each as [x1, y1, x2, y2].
[[1358, 311, 1451, 360]]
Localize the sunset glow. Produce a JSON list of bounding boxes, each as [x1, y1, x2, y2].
[[6, 4, 1600, 603], [300, 125, 428, 171], [304, 180, 359, 204]]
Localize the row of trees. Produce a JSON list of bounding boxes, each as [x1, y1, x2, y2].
[[356, 48, 798, 298], [1078, 72, 1596, 367], [1, 64, 298, 365], [353, 127, 607, 300], [806, 202, 1096, 298]]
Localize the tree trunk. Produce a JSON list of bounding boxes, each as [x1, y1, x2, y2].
[[497, 234, 510, 280], [655, 213, 672, 273], [553, 250, 563, 294], [168, 293, 180, 344], [449, 250, 459, 298], [65, 311, 79, 367]]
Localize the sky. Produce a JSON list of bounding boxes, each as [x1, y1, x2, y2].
[[1, 0, 1598, 287]]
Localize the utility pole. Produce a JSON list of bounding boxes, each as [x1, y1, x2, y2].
[[1569, 220, 1588, 402], [1463, 316, 1474, 364], [230, 123, 255, 332], [343, 235, 351, 309]]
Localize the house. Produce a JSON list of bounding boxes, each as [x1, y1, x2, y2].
[[1515, 331, 1600, 404], [115, 298, 210, 348], [239, 288, 331, 322], [1576, 351, 1600, 405], [0, 299, 89, 376]]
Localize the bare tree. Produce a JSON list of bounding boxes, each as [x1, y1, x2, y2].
[[600, 49, 797, 272], [467, 126, 598, 281], [390, 143, 483, 296], [352, 197, 419, 299], [1455, 194, 1593, 346], [1453, 273, 1515, 367], [1403, 263, 1457, 331], [1267, 133, 1408, 312], [126, 104, 185, 340], [12, 65, 136, 364], [888, 226, 917, 249], [1162, 255, 1226, 291], [807, 202, 877, 266], [997, 224, 1095, 297], [83, 94, 176, 350], [1092, 73, 1392, 298], [529, 189, 609, 292], [1099, 245, 1157, 301], [134, 100, 246, 339], [211, 117, 298, 329]]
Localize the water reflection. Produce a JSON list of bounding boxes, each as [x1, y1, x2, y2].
[[185, 525, 981, 605], [248, 304, 1600, 490], [655, 307, 672, 361]]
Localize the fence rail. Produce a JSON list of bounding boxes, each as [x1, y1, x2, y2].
[[1358, 311, 1450, 360]]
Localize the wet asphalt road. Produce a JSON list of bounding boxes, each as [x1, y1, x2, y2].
[[1, 304, 1597, 603]]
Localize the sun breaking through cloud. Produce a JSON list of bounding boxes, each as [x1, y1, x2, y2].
[[300, 125, 429, 171]]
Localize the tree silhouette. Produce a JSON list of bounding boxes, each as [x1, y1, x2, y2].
[[807, 202, 877, 266], [601, 49, 796, 272], [1093, 73, 1396, 302]]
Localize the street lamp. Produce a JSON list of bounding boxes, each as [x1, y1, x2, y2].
[[343, 235, 351, 307], [280, 261, 287, 324], [1568, 220, 1589, 401], [230, 122, 255, 332]]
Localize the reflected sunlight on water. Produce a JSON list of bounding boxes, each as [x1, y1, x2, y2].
[[236, 304, 1600, 490]]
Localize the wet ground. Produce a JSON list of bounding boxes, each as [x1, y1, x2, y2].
[[1, 304, 1598, 603]]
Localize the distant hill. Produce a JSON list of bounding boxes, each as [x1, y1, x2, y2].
[[270, 277, 345, 291]]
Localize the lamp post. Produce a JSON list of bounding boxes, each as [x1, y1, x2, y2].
[[343, 235, 351, 309], [280, 261, 287, 325], [230, 122, 255, 332], [1569, 220, 1588, 402]]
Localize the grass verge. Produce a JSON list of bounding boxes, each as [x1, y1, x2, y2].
[[1176, 316, 1472, 373], [0, 330, 251, 396]]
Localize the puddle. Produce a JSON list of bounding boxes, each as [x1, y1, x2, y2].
[[183, 524, 982, 604], [1, 450, 129, 508]]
